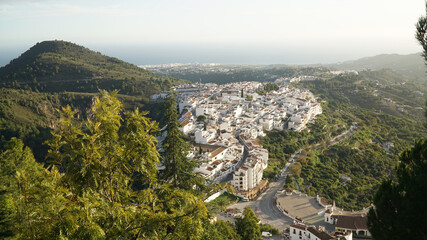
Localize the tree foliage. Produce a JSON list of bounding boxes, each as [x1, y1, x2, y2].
[[201, 220, 241, 240], [0, 91, 209, 239], [0, 138, 48, 239], [236, 207, 261, 240], [416, 3, 427, 65], [289, 162, 302, 177], [196, 115, 206, 122], [160, 93, 201, 190], [259, 223, 280, 235], [284, 174, 296, 189], [367, 139, 427, 240]]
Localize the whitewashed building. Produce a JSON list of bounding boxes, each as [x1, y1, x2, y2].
[[290, 222, 352, 240]]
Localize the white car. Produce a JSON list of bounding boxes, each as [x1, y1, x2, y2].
[[262, 231, 272, 237]]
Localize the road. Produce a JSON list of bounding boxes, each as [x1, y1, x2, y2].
[[226, 123, 358, 231], [228, 161, 295, 231], [255, 171, 293, 230]]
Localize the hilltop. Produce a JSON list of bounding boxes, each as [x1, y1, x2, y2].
[[0, 40, 183, 98]]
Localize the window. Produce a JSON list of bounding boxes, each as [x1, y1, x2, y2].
[[293, 229, 296, 234]]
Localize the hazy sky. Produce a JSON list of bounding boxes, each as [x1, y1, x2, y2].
[[0, 0, 425, 66]]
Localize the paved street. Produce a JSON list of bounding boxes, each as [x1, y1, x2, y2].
[[224, 123, 358, 232], [228, 162, 294, 231], [255, 177, 293, 230]]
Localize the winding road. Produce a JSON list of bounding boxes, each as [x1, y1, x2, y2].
[[254, 167, 293, 230], [228, 153, 299, 231], [226, 123, 359, 231]]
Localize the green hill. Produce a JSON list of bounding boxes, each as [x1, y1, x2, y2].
[[0, 40, 183, 98], [329, 53, 426, 84]]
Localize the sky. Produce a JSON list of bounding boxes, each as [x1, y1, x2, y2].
[[0, 0, 425, 66]]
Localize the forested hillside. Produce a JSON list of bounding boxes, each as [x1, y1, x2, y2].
[[0, 88, 149, 162], [0, 40, 183, 97], [256, 68, 426, 210], [328, 53, 426, 85], [287, 71, 426, 209]]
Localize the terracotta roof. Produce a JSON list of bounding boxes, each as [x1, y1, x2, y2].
[[320, 197, 328, 206], [290, 222, 306, 231], [335, 214, 368, 230], [210, 160, 222, 166], [195, 144, 219, 151], [180, 118, 191, 127], [307, 227, 335, 240], [209, 147, 227, 158]]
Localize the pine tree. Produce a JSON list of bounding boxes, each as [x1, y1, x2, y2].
[[416, 2, 427, 64], [160, 92, 199, 190], [367, 140, 427, 239]]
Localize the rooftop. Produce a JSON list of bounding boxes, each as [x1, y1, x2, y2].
[[334, 214, 368, 230], [307, 226, 335, 240], [290, 222, 306, 231]]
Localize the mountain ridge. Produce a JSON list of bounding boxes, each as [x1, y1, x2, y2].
[[327, 52, 426, 83]]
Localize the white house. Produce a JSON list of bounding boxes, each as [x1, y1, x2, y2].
[[273, 118, 285, 131], [323, 205, 371, 239], [250, 148, 269, 170], [259, 117, 273, 131], [332, 214, 371, 238], [178, 97, 198, 113], [208, 146, 228, 162], [179, 113, 195, 134], [290, 222, 352, 240], [232, 157, 263, 191], [195, 130, 216, 144]]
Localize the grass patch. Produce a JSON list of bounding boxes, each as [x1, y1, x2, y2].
[[208, 192, 239, 211]]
